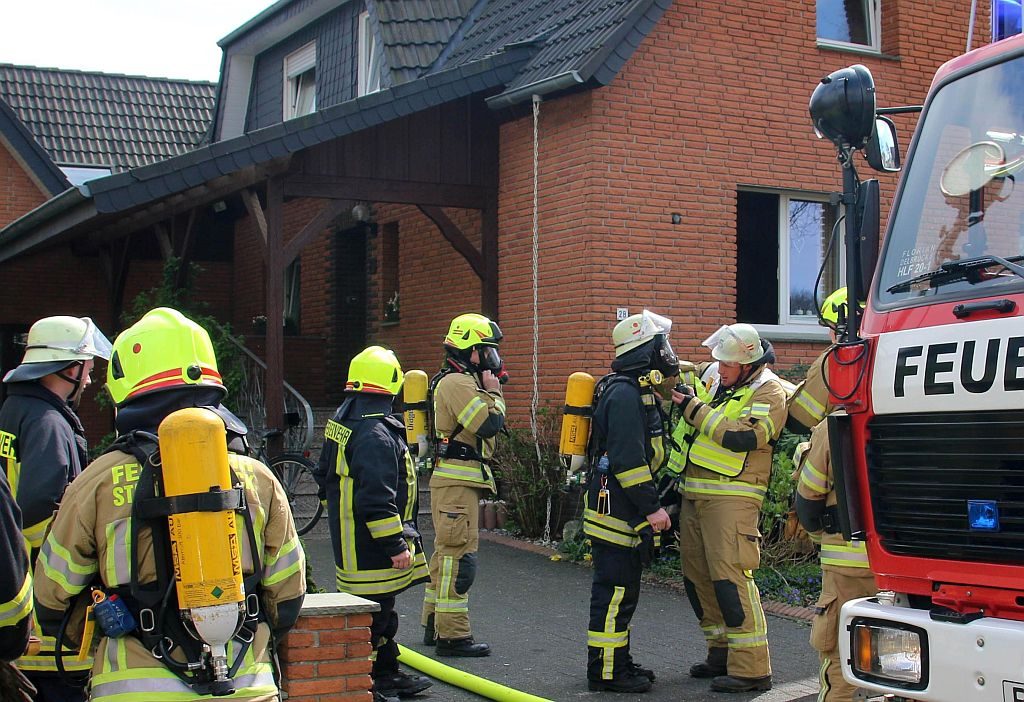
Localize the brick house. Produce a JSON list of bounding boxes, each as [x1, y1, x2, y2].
[[0, 65, 216, 434], [0, 0, 994, 442]]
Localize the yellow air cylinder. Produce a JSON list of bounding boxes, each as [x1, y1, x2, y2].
[[403, 370, 430, 457], [559, 372, 595, 480], [158, 407, 245, 688]]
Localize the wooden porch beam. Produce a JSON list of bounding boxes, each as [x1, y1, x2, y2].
[[264, 177, 285, 456], [281, 175, 489, 210], [174, 208, 198, 290], [155, 222, 173, 260], [242, 188, 268, 261], [418, 206, 484, 280], [281, 199, 350, 267]]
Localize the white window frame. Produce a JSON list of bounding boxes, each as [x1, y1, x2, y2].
[[358, 11, 382, 96], [816, 0, 881, 54], [750, 190, 845, 342], [283, 42, 317, 120]]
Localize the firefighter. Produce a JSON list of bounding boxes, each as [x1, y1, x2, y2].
[[792, 288, 875, 702], [421, 313, 505, 657], [585, 310, 674, 694], [0, 470, 35, 701], [33, 307, 306, 701], [0, 315, 111, 699], [670, 323, 787, 693], [315, 346, 432, 701]]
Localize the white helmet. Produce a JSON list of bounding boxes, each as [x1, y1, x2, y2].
[[702, 323, 763, 365], [612, 310, 672, 357], [3, 316, 112, 383]]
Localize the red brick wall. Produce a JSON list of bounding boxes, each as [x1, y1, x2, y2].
[[279, 594, 377, 702], [0, 141, 48, 227]]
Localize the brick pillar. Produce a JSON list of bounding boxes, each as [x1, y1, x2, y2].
[[279, 592, 381, 701]]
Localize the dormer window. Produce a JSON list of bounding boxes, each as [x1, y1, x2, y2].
[[358, 11, 381, 96], [284, 42, 316, 120]]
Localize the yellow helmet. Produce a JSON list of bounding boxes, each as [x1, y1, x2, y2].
[[106, 308, 223, 406], [346, 346, 403, 395], [444, 313, 502, 350], [820, 287, 848, 326]]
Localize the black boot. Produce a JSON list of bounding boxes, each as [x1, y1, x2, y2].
[[373, 671, 433, 698], [689, 647, 728, 678], [436, 637, 491, 657], [373, 691, 400, 702], [587, 671, 652, 693], [422, 614, 436, 646], [710, 675, 772, 693], [628, 661, 656, 683]]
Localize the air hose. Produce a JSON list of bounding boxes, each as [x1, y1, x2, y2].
[[397, 645, 553, 702]]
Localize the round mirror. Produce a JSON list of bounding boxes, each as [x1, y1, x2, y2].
[[940, 141, 1006, 197]]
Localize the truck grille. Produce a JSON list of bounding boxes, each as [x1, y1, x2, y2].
[[867, 410, 1024, 564]]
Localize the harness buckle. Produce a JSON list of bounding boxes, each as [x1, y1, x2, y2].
[[246, 593, 261, 619], [235, 624, 256, 644], [139, 608, 156, 633]]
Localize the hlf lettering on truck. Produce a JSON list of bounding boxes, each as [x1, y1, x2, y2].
[[872, 317, 1024, 414]]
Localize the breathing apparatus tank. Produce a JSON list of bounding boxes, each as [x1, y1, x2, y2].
[[403, 369, 430, 457], [158, 407, 246, 695], [559, 372, 596, 486]]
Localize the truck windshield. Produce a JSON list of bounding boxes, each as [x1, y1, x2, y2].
[[877, 54, 1024, 306]]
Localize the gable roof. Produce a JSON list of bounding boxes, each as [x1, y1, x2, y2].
[[437, 0, 671, 108], [0, 98, 68, 197], [0, 64, 217, 172]]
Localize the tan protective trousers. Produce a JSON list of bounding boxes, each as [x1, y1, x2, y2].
[[421, 483, 482, 640], [812, 568, 876, 701], [680, 496, 771, 679]]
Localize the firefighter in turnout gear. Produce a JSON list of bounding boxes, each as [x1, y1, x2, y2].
[[669, 323, 787, 693], [421, 314, 505, 657], [33, 307, 306, 701], [0, 315, 111, 700], [314, 346, 432, 701], [585, 311, 675, 694], [793, 289, 875, 702], [0, 469, 36, 701]]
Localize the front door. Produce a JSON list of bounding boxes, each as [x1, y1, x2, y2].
[[332, 223, 369, 401]]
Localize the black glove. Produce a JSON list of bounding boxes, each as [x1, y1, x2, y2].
[[636, 529, 656, 568], [673, 383, 696, 412]]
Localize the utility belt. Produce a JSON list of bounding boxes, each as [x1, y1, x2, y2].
[[436, 438, 483, 463], [821, 505, 841, 534]]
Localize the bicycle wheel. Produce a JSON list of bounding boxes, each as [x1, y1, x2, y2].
[[270, 453, 323, 536]]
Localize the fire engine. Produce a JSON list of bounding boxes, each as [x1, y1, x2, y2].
[[809, 33, 1024, 702]]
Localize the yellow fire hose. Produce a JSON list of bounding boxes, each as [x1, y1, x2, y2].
[[397, 645, 553, 702]]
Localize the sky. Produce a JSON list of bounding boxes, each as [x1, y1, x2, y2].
[[0, 0, 279, 82]]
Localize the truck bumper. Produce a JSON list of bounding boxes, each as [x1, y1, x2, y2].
[[840, 597, 1024, 701]]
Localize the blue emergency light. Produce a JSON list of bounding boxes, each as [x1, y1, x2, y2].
[[967, 500, 1000, 532]]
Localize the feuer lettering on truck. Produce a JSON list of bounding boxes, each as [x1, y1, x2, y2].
[[872, 317, 1024, 415], [894, 337, 1024, 396]]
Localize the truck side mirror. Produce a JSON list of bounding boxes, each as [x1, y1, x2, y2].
[[855, 179, 880, 299], [865, 116, 900, 172]]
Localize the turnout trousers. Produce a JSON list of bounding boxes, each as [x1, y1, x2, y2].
[[680, 496, 771, 679], [587, 541, 642, 682], [366, 595, 399, 677], [812, 569, 876, 701], [422, 483, 482, 640]]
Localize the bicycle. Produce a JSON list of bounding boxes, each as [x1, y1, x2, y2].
[[255, 428, 323, 536]]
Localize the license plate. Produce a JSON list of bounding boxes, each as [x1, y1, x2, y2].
[[1004, 680, 1024, 702]]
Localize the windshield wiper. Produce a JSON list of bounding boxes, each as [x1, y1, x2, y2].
[[886, 254, 1024, 293]]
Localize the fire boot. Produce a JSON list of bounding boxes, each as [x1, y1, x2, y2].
[[710, 675, 773, 693], [422, 614, 436, 646], [629, 661, 656, 683], [373, 671, 433, 698], [587, 671, 653, 694], [689, 647, 728, 678], [435, 637, 491, 657], [373, 690, 400, 702]]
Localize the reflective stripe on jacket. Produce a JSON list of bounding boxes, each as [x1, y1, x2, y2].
[[431, 372, 505, 492]]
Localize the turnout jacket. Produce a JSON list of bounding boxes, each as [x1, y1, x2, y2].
[[430, 368, 505, 493], [33, 447, 306, 701], [315, 394, 429, 597], [0, 471, 31, 662], [787, 348, 831, 433], [583, 375, 664, 549], [672, 363, 788, 504], [0, 383, 88, 551]]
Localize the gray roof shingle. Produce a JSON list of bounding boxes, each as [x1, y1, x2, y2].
[[0, 64, 216, 172], [375, 0, 478, 86]]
